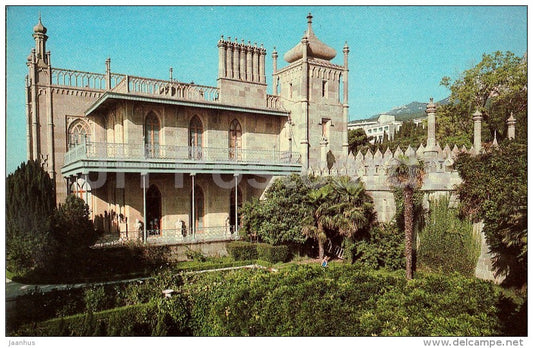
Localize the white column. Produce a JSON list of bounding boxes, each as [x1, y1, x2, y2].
[[233, 40, 239, 79], [191, 174, 196, 237], [473, 110, 483, 154], [342, 42, 350, 153], [234, 174, 239, 233], [142, 173, 147, 244], [507, 113, 516, 140], [217, 36, 226, 78], [83, 174, 89, 204]]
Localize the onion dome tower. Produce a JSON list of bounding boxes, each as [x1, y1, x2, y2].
[[273, 13, 349, 171], [283, 13, 337, 63]]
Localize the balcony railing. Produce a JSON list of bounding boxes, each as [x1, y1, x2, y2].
[[93, 226, 239, 247], [64, 141, 300, 166], [127, 76, 220, 103], [51, 68, 126, 90]]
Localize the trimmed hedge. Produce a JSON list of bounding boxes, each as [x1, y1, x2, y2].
[[16, 303, 158, 336], [256, 243, 290, 263], [227, 241, 290, 263], [12, 265, 525, 336], [226, 241, 258, 260]]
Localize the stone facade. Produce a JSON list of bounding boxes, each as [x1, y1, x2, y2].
[[26, 14, 347, 245]]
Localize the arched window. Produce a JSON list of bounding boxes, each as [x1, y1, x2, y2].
[[189, 116, 203, 159], [191, 185, 204, 233], [68, 120, 90, 149], [144, 112, 160, 158], [229, 119, 242, 160], [70, 177, 91, 211], [146, 184, 162, 236]]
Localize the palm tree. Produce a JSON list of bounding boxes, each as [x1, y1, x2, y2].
[[388, 156, 425, 280], [303, 177, 375, 259]]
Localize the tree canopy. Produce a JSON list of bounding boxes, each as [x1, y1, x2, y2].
[[302, 176, 376, 258], [439, 51, 527, 145], [6, 160, 97, 277], [6, 160, 56, 274], [240, 174, 317, 245]]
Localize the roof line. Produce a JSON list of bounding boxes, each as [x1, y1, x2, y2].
[[85, 92, 290, 117]]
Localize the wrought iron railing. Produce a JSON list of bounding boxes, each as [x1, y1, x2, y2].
[[64, 141, 300, 165], [93, 226, 239, 247], [147, 226, 239, 244]]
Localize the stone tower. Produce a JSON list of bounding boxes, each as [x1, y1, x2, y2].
[[26, 17, 105, 204], [26, 16, 55, 179], [273, 13, 349, 171]]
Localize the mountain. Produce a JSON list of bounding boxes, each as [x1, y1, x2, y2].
[[360, 97, 450, 122]]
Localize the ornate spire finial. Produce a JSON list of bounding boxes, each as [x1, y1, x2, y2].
[[307, 12, 313, 32], [426, 97, 436, 114]]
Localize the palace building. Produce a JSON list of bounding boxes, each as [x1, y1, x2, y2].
[[25, 13, 350, 244]]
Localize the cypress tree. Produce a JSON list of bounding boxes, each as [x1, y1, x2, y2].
[[6, 160, 56, 275]]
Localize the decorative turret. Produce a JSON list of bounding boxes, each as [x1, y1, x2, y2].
[[217, 35, 266, 83], [216, 35, 268, 109], [424, 98, 438, 159], [32, 15, 49, 66], [283, 13, 337, 63]]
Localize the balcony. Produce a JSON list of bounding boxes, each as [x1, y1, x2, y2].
[[62, 142, 302, 176], [93, 226, 240, 247]]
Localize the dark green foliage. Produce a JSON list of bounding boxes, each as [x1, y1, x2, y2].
[[440, 51, 527, 145], [348, 223, 405, 270], [302, 176, 376, 259], [179, 265, 504, 336], [14, 265, 525, 336], [418, 196, 480, 277], [50, 195, 98, 278], [348, 128, 372, 154], [240, 174, 317, 245], [326, 150, 336, 171], [54, 195, 97, 250], [372, 120, 427, 153], [18, 303, 159, 336], [185, 247, 207, 262], [455, 141, 527, 286], [226, 241, 258, 260], [6, 160, 56, 275], [84, 286, 120, 313], [256, 243, 290, 263]]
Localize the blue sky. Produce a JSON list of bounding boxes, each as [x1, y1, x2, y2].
[[4, 5, 527, 174]]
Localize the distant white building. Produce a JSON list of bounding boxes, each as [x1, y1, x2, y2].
[[348, 114, 402, 143]]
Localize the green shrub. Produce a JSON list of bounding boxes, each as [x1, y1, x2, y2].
[[84, 286, 118, 313], [348, 223, 404, 270], [256, 243, 290, 263], [13, 264, 521, 337], [17, 303, 159, 336], [418, 195, 480, 277], [226, 241, 258, 261], [179, 265, 502, 336], [185, 247, 207, 262]]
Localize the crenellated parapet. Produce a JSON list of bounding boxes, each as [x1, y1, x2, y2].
[[308, 142, 476, 190]]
